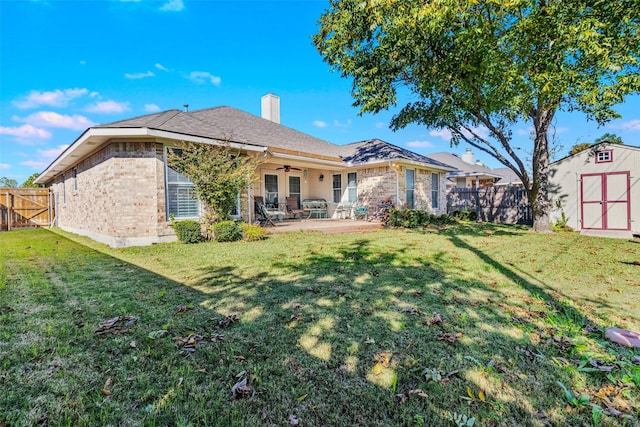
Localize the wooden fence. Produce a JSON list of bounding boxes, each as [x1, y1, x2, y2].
[[447, 187, 532, 225], [0, 188, 54, 231]]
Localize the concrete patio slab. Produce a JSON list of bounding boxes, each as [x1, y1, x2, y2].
[[266, 219, 383, 234]]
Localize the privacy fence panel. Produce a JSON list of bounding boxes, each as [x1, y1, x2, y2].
[[0, 188, 54, 231], [447, 187, 531, 225]]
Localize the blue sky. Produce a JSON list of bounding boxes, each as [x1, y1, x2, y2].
[[1, 0, 639, 184]]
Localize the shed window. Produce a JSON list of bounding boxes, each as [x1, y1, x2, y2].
[[595, 150, 612, 163]]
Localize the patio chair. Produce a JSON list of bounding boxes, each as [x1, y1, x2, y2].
[[353, 205, 369, 220], [254, 197, 285, 226], [285, 197, 304, 219]]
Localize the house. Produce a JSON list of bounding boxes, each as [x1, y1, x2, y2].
[[34, 94, 455, 247], [492, 168, 524, 187], [549, 142, 640, 238], [426, 149, 503, 188]]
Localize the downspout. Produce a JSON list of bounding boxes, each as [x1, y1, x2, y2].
[[247, 181, 252, 223], [389, 161, 399, 207]]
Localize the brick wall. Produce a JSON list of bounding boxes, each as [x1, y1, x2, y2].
[[52, 141, 173, 246]]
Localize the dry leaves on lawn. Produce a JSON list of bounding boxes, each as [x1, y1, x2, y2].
[[231, 377, 253, 399], [95, 316, 138, 335], [437, 332, 462, 343], [213, 314, 239, 328]]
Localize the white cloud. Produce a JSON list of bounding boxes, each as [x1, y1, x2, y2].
[[0, 124, 51, 143], [37, 145, 70, 160], [15, 111, 95, 131], [188, 71, 221, 85], [20, 144, 70, 170], [125, 71, 154, 79], [429, 126, 489, 141], [85, 100, 131, 114], [516, 127, 533, 136], [333, 119, 352, 128], [155, 63, 169, 72], [429, 129, 452, 140], [0, 163, 10, 170], [13, 88, 89, 109], [375, 122, 386, 129], [144, 104, 161, 112], [313, 120, 328, 128], [406, 140, 436, 149], [612, 119, 640, 131], [159, 0, 184, 12]]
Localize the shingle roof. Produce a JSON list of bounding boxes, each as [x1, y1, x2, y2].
[[493, 167, 523, 185], [337, 139, 455, 170], [425, 152, 500, 177], [96, 106, 339, 158]]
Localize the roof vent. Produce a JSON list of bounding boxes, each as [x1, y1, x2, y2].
[[261, 93, 280, 124], [183, 104, 189, 112]]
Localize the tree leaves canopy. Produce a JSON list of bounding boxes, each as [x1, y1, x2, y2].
[[315, 0, 640, 132], [314, 0, 640, 230]]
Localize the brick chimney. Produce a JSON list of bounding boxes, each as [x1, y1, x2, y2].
[[261, 93, 280, 124]]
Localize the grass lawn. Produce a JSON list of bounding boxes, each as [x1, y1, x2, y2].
[[1, 225, 639, 426]]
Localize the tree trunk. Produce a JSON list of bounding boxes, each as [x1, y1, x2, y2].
[[529, 108, 554, 232]]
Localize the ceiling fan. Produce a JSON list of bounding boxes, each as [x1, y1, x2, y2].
[[276, 165, 302, 172]]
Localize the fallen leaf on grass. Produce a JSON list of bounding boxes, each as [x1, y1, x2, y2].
[[148, 330, 168, 340], [231, 378, 253, 399], [588, 359, 615, 372], [0, 306, 15, 314], [101, 389, 111, 396], [104, 377, 112, 388], [177, 377, 183, 386], [401, 306, 422, 316], [290, 313, 304, 321], [437, 332, 462, 343], [176, 304, 195, 314], [213, 314, 239, 328], [95, 316, 137, 335], [374, 351, 392, 367], [515, 345, 544, 360], [288, 414, 300, 425], [429, 312, 445, 325]]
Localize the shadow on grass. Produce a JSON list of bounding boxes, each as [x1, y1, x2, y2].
[[2, 227, 637, 427]]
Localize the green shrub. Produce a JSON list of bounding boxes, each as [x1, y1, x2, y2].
[[172, 220, 203, 244], [240, 223, 269, 241], [453, 207, 479, 222], [384, 208, 456, 228], [212, 220, 242, 242]]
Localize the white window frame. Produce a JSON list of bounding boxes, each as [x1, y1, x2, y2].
[[164, 146, 200, 220], [406, 169, 415, 209], [347, 172, 357, 203], [332, 174, 342, 203], [264, 173, 279, 207], [431, 173, 440, 210]]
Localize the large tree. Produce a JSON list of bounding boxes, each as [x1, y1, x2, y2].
[[314, 0, 640, 231]]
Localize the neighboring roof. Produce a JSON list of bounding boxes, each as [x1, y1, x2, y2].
[[337, 139, 456, 171], [551, 141, 640, 165], [493, 167, 523, 186], [96, 106, 340, 158], [425, 152, 502, 179]]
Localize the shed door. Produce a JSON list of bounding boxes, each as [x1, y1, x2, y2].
[[580, 172, 630, 231]]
